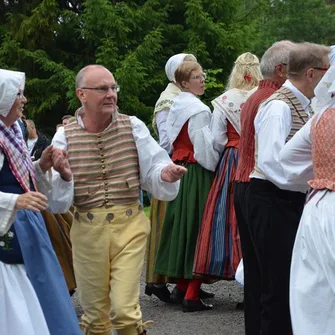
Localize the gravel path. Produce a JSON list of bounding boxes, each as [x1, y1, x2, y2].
[[72, 267, 245, 335]]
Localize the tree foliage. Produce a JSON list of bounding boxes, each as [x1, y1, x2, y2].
[[0, 0, 335, 135]]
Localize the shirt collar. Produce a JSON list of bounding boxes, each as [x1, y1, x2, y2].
[[75, 107, 119, 130], [283, 79, 311, 111]]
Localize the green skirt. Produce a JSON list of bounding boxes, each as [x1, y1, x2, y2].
[[145, 197, 168, 283], [154, 163, 214, 279]]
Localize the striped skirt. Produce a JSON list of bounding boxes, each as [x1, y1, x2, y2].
[[145, 197, 168, 284], [193, 146, 242, 279]]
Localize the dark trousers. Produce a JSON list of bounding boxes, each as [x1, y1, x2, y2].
[[247, 179, 305, 335], [234, 182, 261, 335]]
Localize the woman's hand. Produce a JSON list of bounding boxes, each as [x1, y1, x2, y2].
[[15, 191, 48, 212], [38, 145, 54, 173]]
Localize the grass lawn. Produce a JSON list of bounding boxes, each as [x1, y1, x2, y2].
[[144, 206, 151, 218]]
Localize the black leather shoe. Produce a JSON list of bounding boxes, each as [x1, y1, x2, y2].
[[170, 287, 185, 304], [199, 288, 215, 299], [182, 299, 213, 312], [145, 284, 171, 303], [236, 301, 244, 310]]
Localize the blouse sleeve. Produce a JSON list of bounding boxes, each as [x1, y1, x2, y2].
[[188, 111, 220, 172], [156, 108, 172, 154], [279, 118, 314, 185], [210, 106, 228, 154]]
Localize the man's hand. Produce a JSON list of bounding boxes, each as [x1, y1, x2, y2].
[[39, 145, 54, 173], [52, 149, 72, 182], [15, 191, 48, 212], [161, 164, 187, 183]]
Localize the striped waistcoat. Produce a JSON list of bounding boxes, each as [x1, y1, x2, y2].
[[64, 113, 140, 209], [253, 86, 309, 179]]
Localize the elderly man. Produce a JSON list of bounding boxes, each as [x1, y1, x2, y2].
[[233, 40, 296, 335], [246, 42, 330, 335], [52, 64, 186, 335]]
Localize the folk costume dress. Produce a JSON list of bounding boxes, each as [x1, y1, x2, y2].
[[154, 92, 219, 280], [0, 123, 80, 335], [0, 69, 80, 335], [193, 88, 249, 279], [146, 81, 181, 284], [289, 110, 335, 335], [279, 67, 335, 335]]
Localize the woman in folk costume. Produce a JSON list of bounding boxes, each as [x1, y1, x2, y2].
[[154, 61, 220, 312], [193, 52, 262, 280], [279, 66, 335, 335], [0, 69, 81, 335], [145, 53, 197, 302]]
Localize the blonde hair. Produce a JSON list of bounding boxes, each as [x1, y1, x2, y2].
[[174, 61, 202, 88], [288, 42, 330, 78], [226, 52, 262, 90]]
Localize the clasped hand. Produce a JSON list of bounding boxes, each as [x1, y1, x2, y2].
[[14, 146, 72, 212], [38, 145, 72, 182]]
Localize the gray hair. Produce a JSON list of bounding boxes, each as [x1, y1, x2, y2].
[[288, 42, 330, 78], [260, 40, 296, 78], [75, 65, 109, 88]]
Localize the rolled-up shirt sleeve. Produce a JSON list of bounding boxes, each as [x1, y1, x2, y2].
[[188, 111, 220, 172], [130, 116, 180, 201], [279, 118, 314, 186]]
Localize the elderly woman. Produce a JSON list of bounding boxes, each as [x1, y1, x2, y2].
[[0, 69, 81, 335], [145, 52, 198, 302], [154, 61, 220, 312]]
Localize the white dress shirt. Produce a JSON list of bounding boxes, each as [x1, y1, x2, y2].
[[52, 115, 180, 202], [0, 155, 74, 236], [250, 80, 311, 192]]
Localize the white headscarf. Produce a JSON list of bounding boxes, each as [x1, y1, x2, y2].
[[313, 65, 335, 124], [164, 53, 189, 82], [0, 69, 25, 117]]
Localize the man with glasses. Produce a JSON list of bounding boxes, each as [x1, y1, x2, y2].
[[52, 64, 187, 335], [234, 40, 296, 335], [246, 42, 330, 335]]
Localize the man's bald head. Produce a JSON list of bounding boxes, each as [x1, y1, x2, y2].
[[75, 65, 112, 88]]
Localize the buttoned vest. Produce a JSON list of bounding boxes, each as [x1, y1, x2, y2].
[[64, 113, 140, 209], [253, 86, 309, 180]]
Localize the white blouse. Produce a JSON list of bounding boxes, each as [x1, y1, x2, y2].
[[0, 155, 74, 236], [156, 108, 172, 154], [166, 92, 220, 172]]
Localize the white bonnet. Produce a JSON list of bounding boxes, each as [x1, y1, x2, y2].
[[165, 53, 197, 82], [0, 69, 25, 117]]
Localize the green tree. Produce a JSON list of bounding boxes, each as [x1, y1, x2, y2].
[[0, 0, 267, 135]]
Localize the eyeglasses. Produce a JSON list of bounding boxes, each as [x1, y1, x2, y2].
[[17, 91, 25, 99], [312, 67, 329, 72], [80, 85, 120, 94], [189, 73, 206, 81]]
